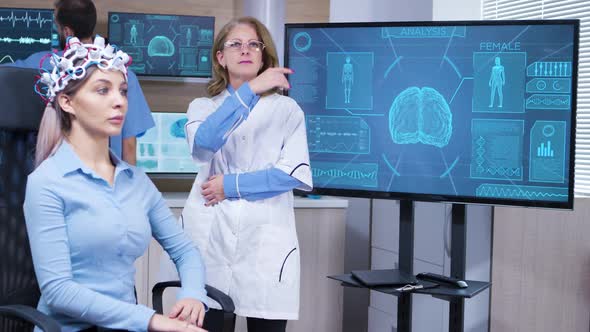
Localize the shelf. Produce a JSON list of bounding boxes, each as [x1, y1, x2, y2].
[[328, 273, 490, 300]]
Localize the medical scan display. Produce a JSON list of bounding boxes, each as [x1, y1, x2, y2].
[[136, 112, 199, 174], [108, 12, 214, 77], [286, 22, 577, 208], [0, 8, 58, 64]]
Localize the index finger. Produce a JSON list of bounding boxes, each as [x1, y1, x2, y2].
[[273, 67, 294, 75], [169, 302, 183, 318]]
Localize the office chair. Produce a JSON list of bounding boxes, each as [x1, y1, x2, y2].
[[0, 67, 61, 332]]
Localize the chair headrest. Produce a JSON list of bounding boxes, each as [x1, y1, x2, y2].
[[0, 67, 45, 131]]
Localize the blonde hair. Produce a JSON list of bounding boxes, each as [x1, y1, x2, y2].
[[207, 16, 280, 97], [34, 66, 97, 167]]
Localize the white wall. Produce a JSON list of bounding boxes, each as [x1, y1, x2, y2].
[[330, 0, 482, 23], [243, 0, 286, 65], [331, 0, 433, 22], [432, 0, 481, 20]]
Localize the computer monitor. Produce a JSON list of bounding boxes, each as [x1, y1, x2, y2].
[[136, 112, 199, 177], [285, 20, 578, 209], [0, 7, 58, 64], [107, 12, 214, 78]]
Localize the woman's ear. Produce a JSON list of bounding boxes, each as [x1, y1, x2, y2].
[[216, 50, 225, 69], [62, 25, 75, 39], [57, 93, 76, 116]]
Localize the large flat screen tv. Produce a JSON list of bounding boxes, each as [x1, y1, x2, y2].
[[0, 7, 58, 64], [107, 12, 214, 78], [285, 20, 579, 209]]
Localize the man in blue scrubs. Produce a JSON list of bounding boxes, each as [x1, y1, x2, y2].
[[4, 0, 154, 164]]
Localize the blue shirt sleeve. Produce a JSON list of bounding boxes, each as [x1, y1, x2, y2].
[[144, 177, 208, 305], [194, 83, 259, 152], [23, 171, 155, 331], [121, 70, 155, 139], [223, 167, 303, 201]]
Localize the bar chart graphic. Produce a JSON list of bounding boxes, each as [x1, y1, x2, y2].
[[537, 141, 554, 157]]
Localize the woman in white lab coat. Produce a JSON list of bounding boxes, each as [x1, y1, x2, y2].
[[181, 17, 313, 332]]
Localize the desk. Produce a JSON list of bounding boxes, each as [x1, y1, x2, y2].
[[134, 193, 348, 332]]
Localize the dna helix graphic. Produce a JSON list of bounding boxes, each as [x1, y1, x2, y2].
[[312, 167, 377, 180]]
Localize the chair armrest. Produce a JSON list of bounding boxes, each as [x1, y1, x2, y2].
[[152, 281, 235, 314], [203, 284, 235, 313], [0, 304, 61, 332]]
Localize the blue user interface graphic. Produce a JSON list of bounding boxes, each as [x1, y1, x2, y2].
[[136, 112, 199, 174], [287, 23, 575, 204], [0, 8, 58, 64], [108, 12, 214, 77]]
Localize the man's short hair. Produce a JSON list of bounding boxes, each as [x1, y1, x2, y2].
[[54, 0, 97, 39]]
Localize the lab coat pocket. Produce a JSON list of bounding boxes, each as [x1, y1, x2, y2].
[[278, 247, 298, 284], [257, 225, 299, 286]]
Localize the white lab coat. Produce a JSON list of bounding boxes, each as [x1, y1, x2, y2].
[[181, 89, 312, 319]]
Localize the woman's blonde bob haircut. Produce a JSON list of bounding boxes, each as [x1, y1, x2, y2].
[[207, 16, 280, 97]]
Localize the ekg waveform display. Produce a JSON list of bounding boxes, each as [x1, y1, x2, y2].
[[286, 21, 577, 208], [0, 8, 58, 64]]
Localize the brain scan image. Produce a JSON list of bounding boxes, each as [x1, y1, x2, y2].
[[389, 87, 452, 148], [148, 36, 175, 57], [170, 118, 188, 139]]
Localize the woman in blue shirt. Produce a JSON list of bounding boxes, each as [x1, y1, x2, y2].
[[24, 36, 207, 332]]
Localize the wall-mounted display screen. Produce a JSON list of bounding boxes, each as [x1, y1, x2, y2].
[[108, 12, 214, 77], [0, 7, 58, 64], [285, 20, 578, 209], [136, 112, 199, 175]]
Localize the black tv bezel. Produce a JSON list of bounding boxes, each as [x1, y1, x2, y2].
[[106, 11, 215, 79], [285, 19, 579, 210], [0, 6, 54, 14], [136, 111, 198, 178], [0, 6, 54, 16]]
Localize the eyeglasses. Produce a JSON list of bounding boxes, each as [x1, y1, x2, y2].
[[223, 39, 266, 52]]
